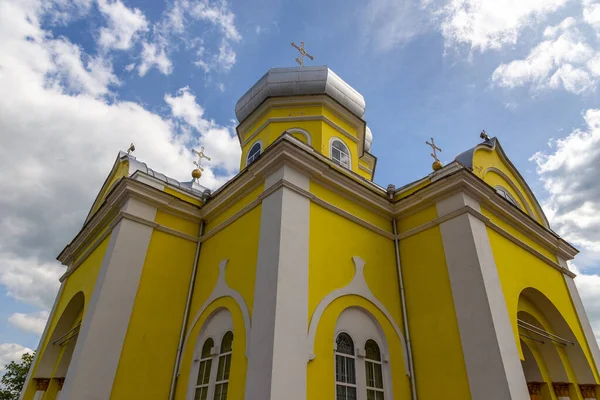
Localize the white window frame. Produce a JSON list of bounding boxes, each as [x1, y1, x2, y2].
[[494, 186, 521, 209], [285, 128, 312, 146], [193, 338, 214, 400], [329, 137, 351, 169], [335, 331, 358, 400], [364, 340, 385, 400], [213, 331, 233, 400], [187, 309, 234, 400], [246, 140, 262, 166], [334, 308, 392, 400]]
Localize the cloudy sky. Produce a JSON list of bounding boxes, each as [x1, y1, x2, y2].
[[1, 0, 600, 370]]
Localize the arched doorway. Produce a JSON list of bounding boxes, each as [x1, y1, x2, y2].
[[33, 292, 84, 399], [517, 288, 597, 399]]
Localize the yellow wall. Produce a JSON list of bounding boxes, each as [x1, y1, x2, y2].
[[488, 225, 599, 383], [174, 206, 262, 398], [399, 213, 471, 399]]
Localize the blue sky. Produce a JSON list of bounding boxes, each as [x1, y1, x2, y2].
[[2, 0, 600, 368]]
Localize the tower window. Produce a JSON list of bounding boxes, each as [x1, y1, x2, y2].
[[365, 340, 384, 400], [335, 332, 357, 400], [247, 141, 262, 165], [495, 186, 520, 209], [331, 139, 351, 169]]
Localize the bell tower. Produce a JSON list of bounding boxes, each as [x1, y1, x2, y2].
[[234, 66, 376, 180]]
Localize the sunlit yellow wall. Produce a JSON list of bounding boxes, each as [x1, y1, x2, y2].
[[393, 179, 431, 202], [205, 184, 264, 232], [472, 146, 545, 225], [110, 227, 199, 399], [164, 186, 203, 206], [398, 210, 471, 399], [308, 183, 406, 398], [23, 236, 110, 399], [174, 206, 262, 399], [487, 223, 599, 382]]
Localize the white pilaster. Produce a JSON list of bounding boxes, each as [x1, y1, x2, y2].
[[59, 199, 156, 400], [437, 193, 529, 400], [244, 165, 310, 400]]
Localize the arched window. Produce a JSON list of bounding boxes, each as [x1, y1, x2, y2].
[[365, 340, 384, 400], [330, 139, 351, 169], [214, 331, 233, 400], [194, 338, 214, 400], [247, 141, 262, 165], [335, 332, 357, 400], [495, 186, 520, 209]]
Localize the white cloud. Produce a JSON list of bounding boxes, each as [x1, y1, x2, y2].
[[8, 311, 50, 336], [0, 0, 240, 343], [0, 344, 33, 372], [138, 41, 173, 76], [441, 0, 569, 51], [189, 0, 241, 42], [531, 109, 600, 253], [583, 0, 600, 32], [97, 0, 148, 51], [195, 40, 236, 72], [492, 18, 597, 94]]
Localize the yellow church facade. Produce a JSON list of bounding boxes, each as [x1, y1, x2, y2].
[[19, 66, 600, 400]]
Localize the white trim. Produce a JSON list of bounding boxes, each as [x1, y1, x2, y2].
[[182, 260, 251, 359], [246, 140, 263, 166], [485, 167, 534, 217], [285, 128, 312, 145], [329, 137, 352, 169], [307, 256, 410, 376], [436, 193, 529, 400]]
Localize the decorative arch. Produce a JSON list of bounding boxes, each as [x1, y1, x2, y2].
[[285, 128, 312, 145], [182, 260, 251, 358], [307, 256, 409, 375], [329, 137, 352, 169], [517, 287, 596, 385], [483, 167, 534, 217], [36, 291, 85, 378], [246, 140, 262, 166]]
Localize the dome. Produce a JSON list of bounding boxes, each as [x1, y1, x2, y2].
[[235, 66, 366, 123], [365, 126, 373, 152]]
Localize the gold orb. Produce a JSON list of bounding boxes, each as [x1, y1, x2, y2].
[[191, 168, 202, 179], [432, 160, 443, 171]]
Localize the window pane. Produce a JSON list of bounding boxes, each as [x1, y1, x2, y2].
[[336, 333, 354, 355], [201, 338, 214, 359], [376, 391, 384, 400], [221, 332, 233, 353], [365, 340, 381, 361], [366, 361, 375, 387], [336, 385, 346, 400], [223, 354, 231, 380], [216, 356, 226, 381], [195, 387, 208, 400], [336, 354, 345, 382], [367, 390, 375, 400], [347, 386, 357, 400], [213, 384, 222, 400], [374, 363, 383, 388], [346, 357, 356, 384]]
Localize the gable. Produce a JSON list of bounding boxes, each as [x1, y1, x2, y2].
[[457, 138, 549, 228]]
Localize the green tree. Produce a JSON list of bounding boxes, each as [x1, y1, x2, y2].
[[0, 353, 33, 400]]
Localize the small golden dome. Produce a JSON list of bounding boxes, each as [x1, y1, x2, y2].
[[432, 160, 443, 171], [191, 168, 202, 179]]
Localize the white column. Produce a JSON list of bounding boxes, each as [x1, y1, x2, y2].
[[59, 199, 156, 400], [32, 391, 45, 400], [437, 193, 529, 400], [244, 165, 310, 400]]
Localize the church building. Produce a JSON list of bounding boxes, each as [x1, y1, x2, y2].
[[20, 66, 600, 400]]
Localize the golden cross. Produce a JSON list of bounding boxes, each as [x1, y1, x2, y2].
[[425, 137, 442, 162], [291, 41, 314, 67], [192, 147, 211, 170]]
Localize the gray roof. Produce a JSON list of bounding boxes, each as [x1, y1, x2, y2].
[[454, 137, 497, 168], [235, 66, 366, 122]]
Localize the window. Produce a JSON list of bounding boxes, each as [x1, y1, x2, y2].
[[247, 142, 261, 165], [364, 340, 384, 400], [331, 139, 350, 169], [495, 186, 520, 209], [213, 332, 233, 400], [335, 333, 357, 400], [194, 339, 214, 400]]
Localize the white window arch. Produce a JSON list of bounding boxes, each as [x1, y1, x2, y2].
[[495, 186, 520, 209], [330, 138, 351, 169], [187, 309, 234, 400], [334, 307, 391, 400], [246, 141, 262, 165]]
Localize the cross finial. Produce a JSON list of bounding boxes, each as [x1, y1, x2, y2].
[[126, 143, 135, 155], [291, 41, 314, 67], [192, 147, 211, 170], [426, 137, 442, 162], [480, 129, 490, 141]]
